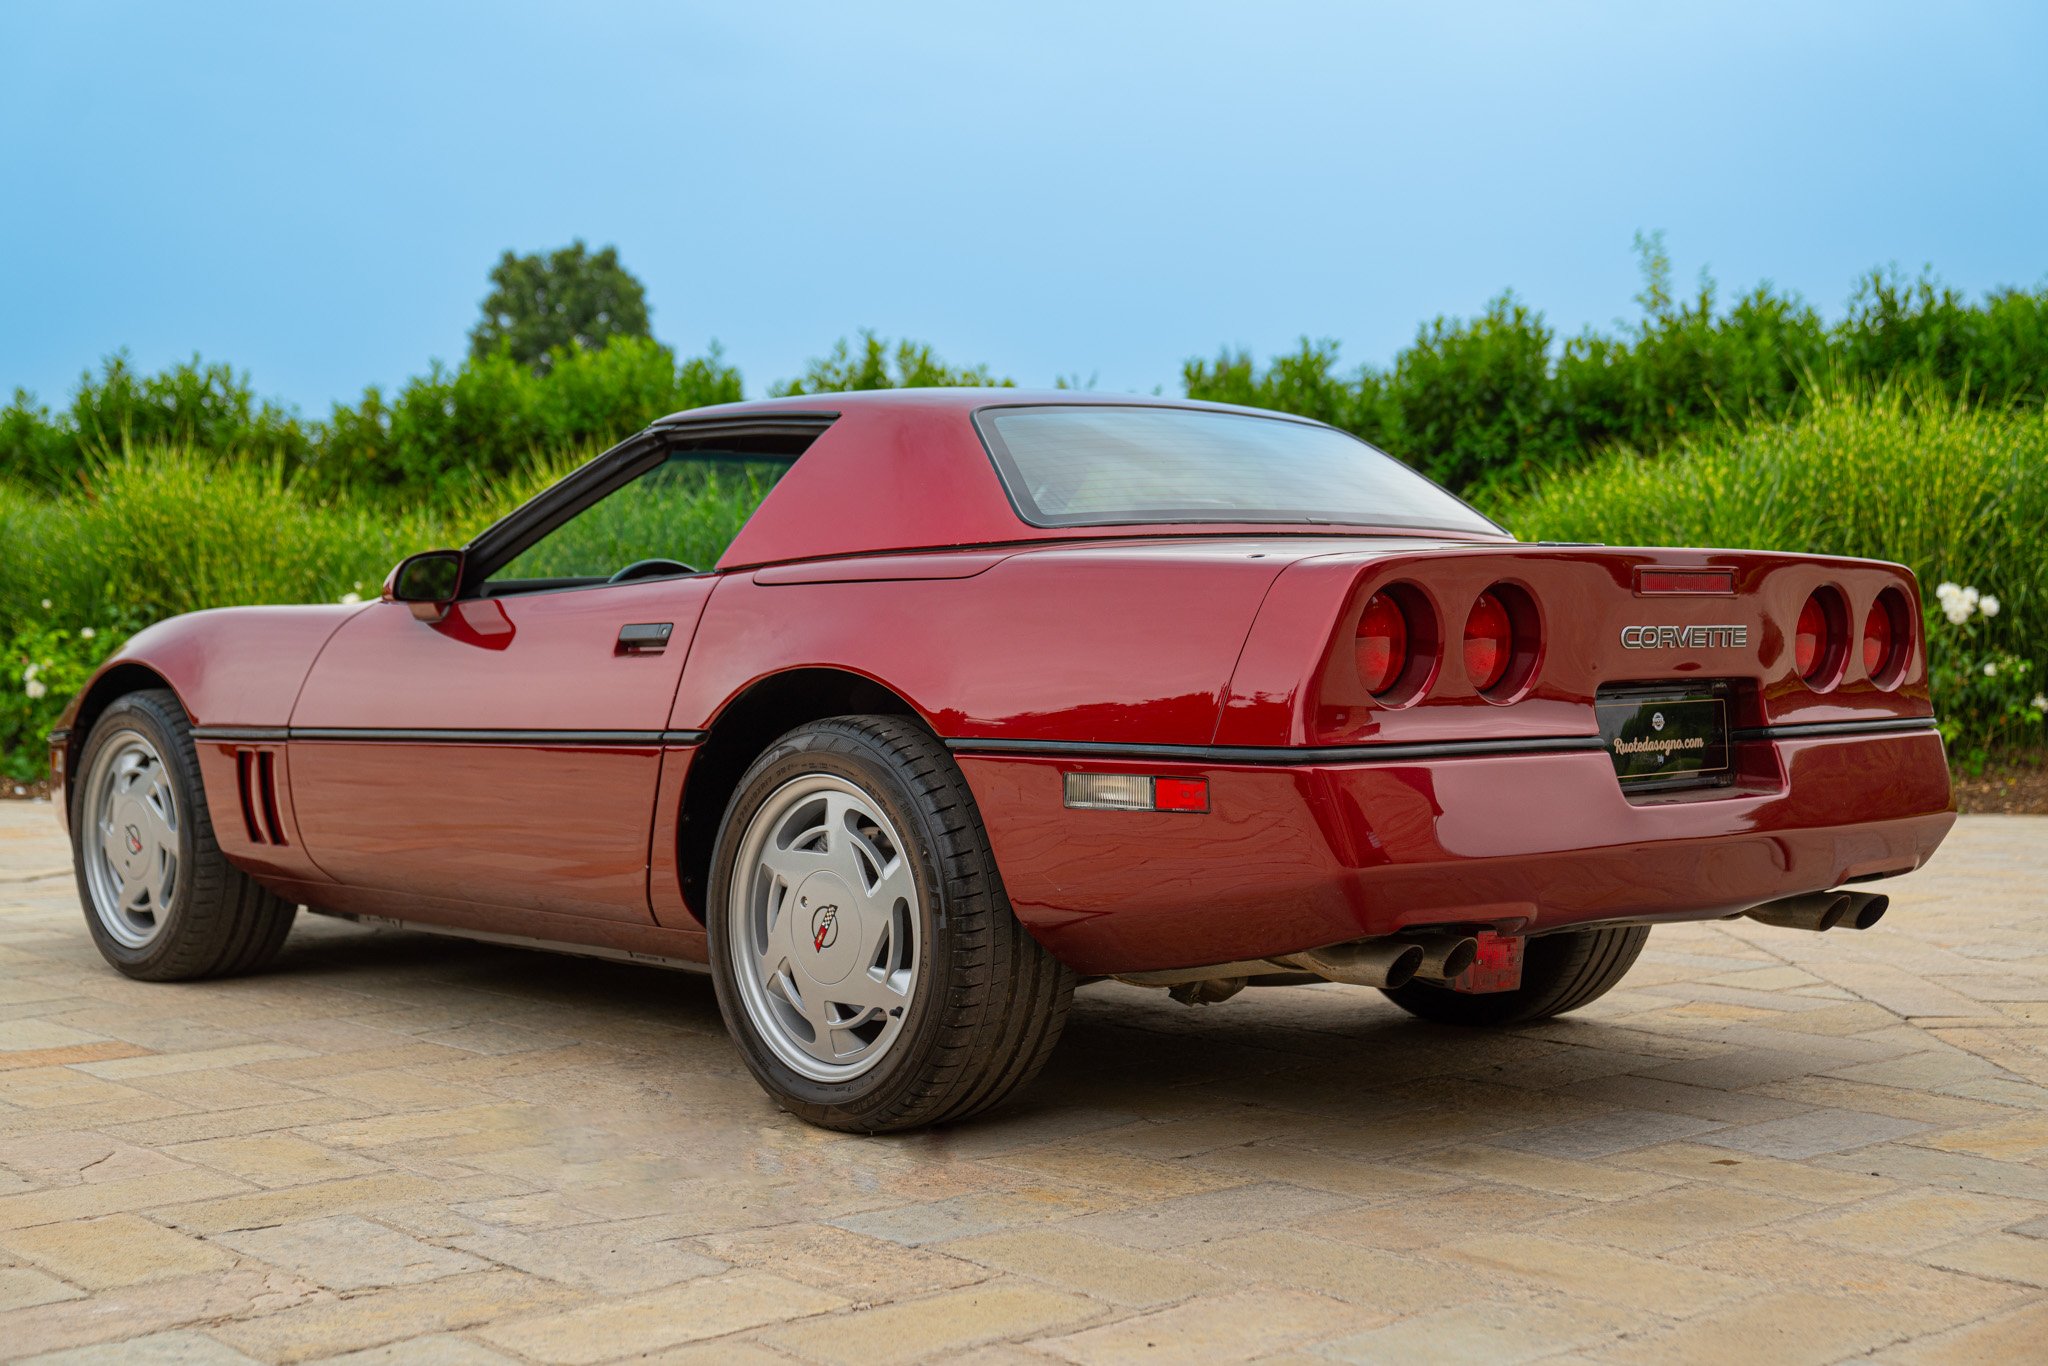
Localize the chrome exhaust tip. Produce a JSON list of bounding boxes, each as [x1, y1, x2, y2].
[[1410, 933, 1480, 983], [1744, 890, 1874, 932]]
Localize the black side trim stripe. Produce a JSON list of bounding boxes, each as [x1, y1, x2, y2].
[[1730, 718, 1939, 742], [191, 726, 708, 747], [943, 735, 1609, 766]]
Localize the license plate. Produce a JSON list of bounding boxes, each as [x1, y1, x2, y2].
[[1596, 690, 1730, 784]]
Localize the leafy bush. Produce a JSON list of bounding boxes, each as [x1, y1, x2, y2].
[[1188, 240, 2048, 493], [771, 331, 1012, 396], [1, 606, 132, 782], [1494, 390, 2048, 767]]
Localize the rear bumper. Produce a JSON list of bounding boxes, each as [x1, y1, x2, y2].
[[954, 725, 1955, 977]]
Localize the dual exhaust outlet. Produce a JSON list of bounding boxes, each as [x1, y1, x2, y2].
[[1743, 889, 1889, 933], [1276, 931, 1478, 992]]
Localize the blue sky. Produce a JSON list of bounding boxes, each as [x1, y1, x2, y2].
[[5, 1, 2045, 415]]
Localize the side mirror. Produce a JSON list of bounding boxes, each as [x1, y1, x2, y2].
[[384, 549, 466, 622]]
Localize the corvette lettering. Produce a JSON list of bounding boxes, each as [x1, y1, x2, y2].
[[1619, 624, 1748, 650]]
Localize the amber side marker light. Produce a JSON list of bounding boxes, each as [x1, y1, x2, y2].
[[1064, 773, 1210, 813]]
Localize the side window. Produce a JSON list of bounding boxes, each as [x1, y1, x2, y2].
[[487, 453, 792, 591]]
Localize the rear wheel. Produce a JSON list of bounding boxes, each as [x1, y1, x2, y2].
[[72, 689, 296, 980], [708, 715, 1073, 1132], [1381, 925, 1649, 1026]]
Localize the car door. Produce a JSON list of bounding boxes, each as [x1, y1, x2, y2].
[[285, 445, 768, 922]]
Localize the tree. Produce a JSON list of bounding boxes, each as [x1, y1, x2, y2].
[[771, 331, 1010, 395], [469, 240, 654, 374]]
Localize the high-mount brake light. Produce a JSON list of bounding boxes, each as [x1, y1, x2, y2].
[[1355, 592, 1409, 696], [1463, 591, 1513, 692], [1795, 592, 1829, 681]]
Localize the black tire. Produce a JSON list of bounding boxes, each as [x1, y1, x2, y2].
[[71, 689, 296, 981], [1381, 925, 1649, 1027], [707, 715, 1073, 1133]]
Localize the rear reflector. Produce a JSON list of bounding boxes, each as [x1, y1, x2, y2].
[[1637, 568, 1735, 595], [1450, 931, 1525, 994], [1064, 773, 1210, 813]]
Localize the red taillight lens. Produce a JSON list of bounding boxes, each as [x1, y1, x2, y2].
[[1463, 591, 1513, 692], [1795, 593, 1827, 680], [1862, 603, 1894, 676], [1355, 592, 1409, 695]]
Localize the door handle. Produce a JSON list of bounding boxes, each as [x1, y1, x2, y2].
[[616, 622, 674, 655]]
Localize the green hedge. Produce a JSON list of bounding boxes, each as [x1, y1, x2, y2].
[[1491, 390, 2048, 768]]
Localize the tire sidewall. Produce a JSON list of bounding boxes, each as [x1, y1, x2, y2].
[[71, 693, 199, 977], [706, 723, 960, 1124]]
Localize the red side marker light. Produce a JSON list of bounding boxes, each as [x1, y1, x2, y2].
[[1152, 777, 1210, 812], [1063, 773, 1209, 813]]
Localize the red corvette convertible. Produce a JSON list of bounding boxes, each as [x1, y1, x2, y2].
[[50, 391, 1954, 1131]]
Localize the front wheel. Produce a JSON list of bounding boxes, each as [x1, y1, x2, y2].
[[707, 715, 1073, 1132], [71, 689, 297, 980], [1381, 925, 1649, 1027]]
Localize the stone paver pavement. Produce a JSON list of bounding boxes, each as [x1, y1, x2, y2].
[[0, 802, 2044, 1362]]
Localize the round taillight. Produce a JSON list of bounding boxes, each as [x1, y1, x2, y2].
[[1355, 592, 1409, 695], [1464, 591, 1512, 692], [1795, 592, 1828, 681], [1862, 603, 1894, 676]]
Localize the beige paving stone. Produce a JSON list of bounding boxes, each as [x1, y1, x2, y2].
[[765, 1280, 1099, 1365], [212, 1269, 582, 1363], [478, 1269, 848, 1365], [74, 1042, 312, 1079], [165, 1134, 382, 1188], [1530, 1183, 1812, 1254], [19, 1328, 262, 1363], [1784, 1188, 2024, 1255], [0, 1263, 86, 1310], [1441, 1231, 1756, 1315], [0, 1128, 191, 1185], [1599, 1288, 1929, 1365], [153, 1172, 451, 1235], [1919, 1230, 2048, 1287], [449, 1219, 728, 1293], [944, 1226, 1225, 1307], [1888, 1299, 2048, 1364], [0, 1170, 249, 1230], [699, 1221, 983, 1302], [100, 1097, 371, 1146], [1608, 1141, 1896, 1203], [0, 1267, 320, 1359], [295, 1103, 537, 1150], [1404, 1144, 1685, 1200], [302, 1337, 523, 1365], [984, 1143, 1248, 1199], [214, 1214, 488, 1290], [1677, 1236, 2033, 1335], [1039, 1287, 1368, 1364], [1297, 1183, 1582, 1250], [1183, 1140, 1463, 1199], [1312, 1296, 1647, 1363], [1193, 1228, 1493, 1311], [1, 1212, 236, 1288]]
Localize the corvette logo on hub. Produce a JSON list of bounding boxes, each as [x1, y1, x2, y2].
[[810, 904, 840, 952]]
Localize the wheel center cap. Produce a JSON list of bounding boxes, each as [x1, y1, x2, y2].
[[112, 799, 149, 872], [791, 872, 860, 985]]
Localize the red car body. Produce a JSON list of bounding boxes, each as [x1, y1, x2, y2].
[[49, 390, 1956, 981]]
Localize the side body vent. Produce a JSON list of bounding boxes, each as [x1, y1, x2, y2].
[[234, 748, 288, 846]]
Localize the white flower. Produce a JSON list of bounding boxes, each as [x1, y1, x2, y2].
[[21, 663, 36, 682], [24, 678, 47, 700], [1935, 581, 1960, 602], [78, 626, 95, 640], [339, 591, 362, 605], [39, 598, 50, 610], [1943, 603, 1973, 625], [1983, 662, 1998, 676], [2033, 694, 2048, 712], [1980, 595, 2000, 618]]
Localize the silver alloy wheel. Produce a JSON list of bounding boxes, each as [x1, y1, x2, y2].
[[81, 730, 180, 950], [727, 773, 922, 1082]]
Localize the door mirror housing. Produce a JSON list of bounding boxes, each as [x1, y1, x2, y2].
[[384, 550, 466, 622]]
